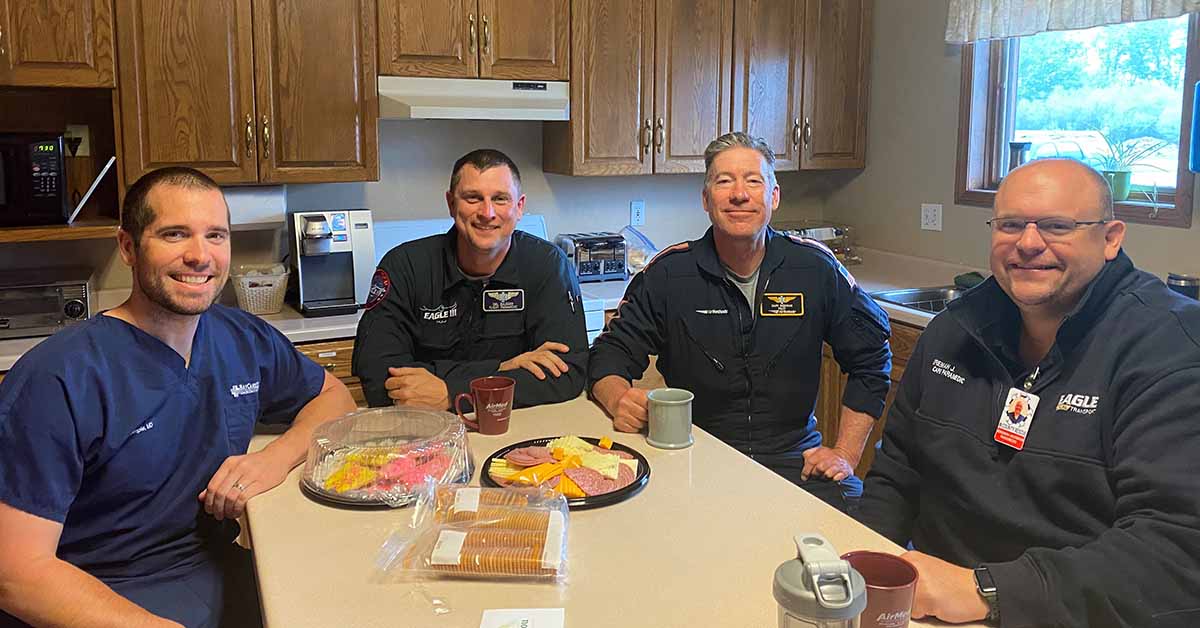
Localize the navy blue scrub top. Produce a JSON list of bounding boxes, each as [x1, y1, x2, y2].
[[0, 304, 325, 582]]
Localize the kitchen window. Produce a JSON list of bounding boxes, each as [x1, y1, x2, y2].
[[955, 14, 1198, 228]]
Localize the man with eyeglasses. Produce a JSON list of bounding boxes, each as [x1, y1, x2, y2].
[[855, 158, 1200, 627]]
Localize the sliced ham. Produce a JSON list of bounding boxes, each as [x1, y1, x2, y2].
[[592, 445, 634, 460]]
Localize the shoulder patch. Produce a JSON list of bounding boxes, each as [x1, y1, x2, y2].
[[641, 242, 690, 272], [783, 234, 857, 289], [365, 268, 391, 310]]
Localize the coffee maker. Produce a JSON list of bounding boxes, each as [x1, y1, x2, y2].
[[288, 210, 375, 317]]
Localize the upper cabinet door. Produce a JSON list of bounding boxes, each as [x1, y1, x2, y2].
[[653, 0, 732, 173], [544, 0, 653, 176], [478, 0, 568, 80], [731, 0, 804, 171], [115, 0, 258, 184], [0, 0, 114, 87], [801, 0, 871, 169], [378, 0, 476, 78], [254, 0, 378, 183]]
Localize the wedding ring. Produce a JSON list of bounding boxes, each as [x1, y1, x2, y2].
[[234, 482, 248, 492]]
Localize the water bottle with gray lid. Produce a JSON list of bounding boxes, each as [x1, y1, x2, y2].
[[773, 533, 867, 628]]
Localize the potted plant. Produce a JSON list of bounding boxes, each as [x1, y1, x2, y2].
[[1091, 133, 1169, 201]]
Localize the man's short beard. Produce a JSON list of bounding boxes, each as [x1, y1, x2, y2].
[[136, 263, 224, 316]]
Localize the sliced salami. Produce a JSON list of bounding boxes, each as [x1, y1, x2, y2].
[[563, 467, 607, 496], [613, 464, 636, 490]]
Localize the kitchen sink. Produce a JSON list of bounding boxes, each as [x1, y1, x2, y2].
[[870, 286, 964, 314]]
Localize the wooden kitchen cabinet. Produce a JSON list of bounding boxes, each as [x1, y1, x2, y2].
[[116, 0, 378, 185], [0, 0, 115, 87], [542, 0, 732, 176], [731, 0, 804, 170], [295, 338, 367, 407], [800, 0, 871, 169], [732, 0, 871, 172], [815, 320, 921, 477], [378, 0, 567, 81], [253, 0, 378, 183]]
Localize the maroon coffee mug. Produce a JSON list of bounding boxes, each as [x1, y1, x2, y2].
[[454, 376, 515, 435], [841, 551, 919, 628]]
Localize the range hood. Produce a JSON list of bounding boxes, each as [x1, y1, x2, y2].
[[377, 76, 569, 121]]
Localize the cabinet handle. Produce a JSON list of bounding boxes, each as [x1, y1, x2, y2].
[[468, 13, 477, 55], [245, 114, 254, 157], [322, 362, 337, 371], [654, 117, 665, 154], [803, 117, 812, 147], [641, 118, 652, 155], [0, 24, 5, 57], [261, 115, 270, 160], [792, 118, 801, 147], [482, 15, 491, 55]]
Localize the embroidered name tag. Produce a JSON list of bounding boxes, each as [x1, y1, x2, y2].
[[483, 289, 525, 312], [761, 293, 804, 317]]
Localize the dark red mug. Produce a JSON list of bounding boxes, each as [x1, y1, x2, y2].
[[841, 551, 919, 628], [454, 376, 515, 435]]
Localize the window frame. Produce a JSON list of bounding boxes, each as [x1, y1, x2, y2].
[[955, 14, 1199, 228]]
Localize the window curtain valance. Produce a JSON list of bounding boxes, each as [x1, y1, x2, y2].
[[946, 0, 1200, 43]]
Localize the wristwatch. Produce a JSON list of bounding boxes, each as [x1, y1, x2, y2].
[[974, 565, 1001, 623]]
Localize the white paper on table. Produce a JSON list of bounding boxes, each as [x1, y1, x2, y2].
[[479, 608, 565, 628]]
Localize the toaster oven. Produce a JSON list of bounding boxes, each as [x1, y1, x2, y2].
[[553, 232, 627, 282], [0, 267, 92, 340]]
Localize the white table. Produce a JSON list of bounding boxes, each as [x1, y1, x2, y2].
[[245, 397, 985, 628]]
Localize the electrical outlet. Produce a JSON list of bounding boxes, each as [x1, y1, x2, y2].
[[630, 199, 646, 226], [920, 203, 943, 231]]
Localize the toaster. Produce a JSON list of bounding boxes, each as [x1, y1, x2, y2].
[[553, 232, 628, 282]]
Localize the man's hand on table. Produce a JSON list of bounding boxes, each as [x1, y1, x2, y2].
[[385, 366, 450, 409], [199, 447, 292, 521], [800, 446, 856, 482], [592, 375, 650, 432], [901, 551, 990, 624], [610, 387, 649, 432], [500, 341, 571, 380]]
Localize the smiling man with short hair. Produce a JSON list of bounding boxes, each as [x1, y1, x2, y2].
[[588, 132, 893, 510], [353, 149, 587, 411], [856, 158, 1200, 627], [0, 167, 356, 627]]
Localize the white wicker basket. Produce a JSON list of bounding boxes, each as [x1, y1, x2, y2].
[[231, 264, 289, 315]]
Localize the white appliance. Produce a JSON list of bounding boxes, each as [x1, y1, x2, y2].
[[377, 77, 569, 121], [288, 210, 375, 317]]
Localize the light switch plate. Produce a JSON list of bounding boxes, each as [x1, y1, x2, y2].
[[920, 203, 943, 231], [630, 199, 646, 226]]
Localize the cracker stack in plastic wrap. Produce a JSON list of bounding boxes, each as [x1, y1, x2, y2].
[[377, 485, 570, 582]]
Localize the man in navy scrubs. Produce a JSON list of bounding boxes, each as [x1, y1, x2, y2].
[[0, 168, 356, 627]]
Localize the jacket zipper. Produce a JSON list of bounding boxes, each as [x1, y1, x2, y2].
[[727, 278, 754, 455], [680, 319, 725, 372]]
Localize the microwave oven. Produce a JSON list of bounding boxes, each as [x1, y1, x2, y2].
[[0, 267, 92, 340], [0, 132, 70, 227]]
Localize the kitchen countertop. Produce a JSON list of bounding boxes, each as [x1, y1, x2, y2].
[[0, 249, 986, 371], [244, 396, 984, 628]]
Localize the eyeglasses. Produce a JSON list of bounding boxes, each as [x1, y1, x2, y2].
[[986, 217, 1107, 238]]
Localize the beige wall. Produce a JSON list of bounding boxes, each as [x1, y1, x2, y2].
[[288, 119, 823, 250], [825, 0, 1200, 279]]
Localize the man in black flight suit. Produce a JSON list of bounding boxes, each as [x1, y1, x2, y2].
[[353, 149, 587, 411], [588, 132, 893, 509]]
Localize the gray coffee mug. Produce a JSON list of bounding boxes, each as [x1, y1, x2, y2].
[[647, 388, 694, 449]]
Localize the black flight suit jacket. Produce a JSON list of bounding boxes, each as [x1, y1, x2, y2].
[[588, 227, 892, 484], [353, 228, 588, 409]]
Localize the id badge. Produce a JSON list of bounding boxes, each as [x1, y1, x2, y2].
[[994, 388, 1039, 450]]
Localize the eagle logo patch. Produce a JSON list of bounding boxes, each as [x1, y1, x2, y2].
[[365, 269, 391, 310]]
